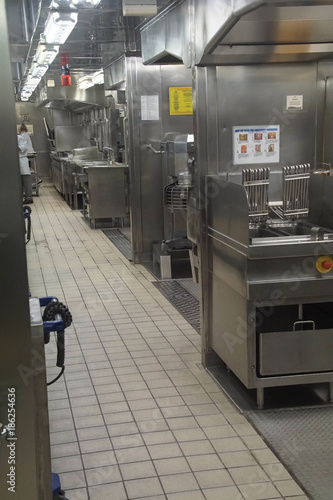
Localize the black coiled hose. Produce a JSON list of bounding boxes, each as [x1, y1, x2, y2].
[[23, 205, 32, 244], [43, 301, 72, 386]]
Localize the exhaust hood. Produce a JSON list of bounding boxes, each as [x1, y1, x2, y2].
[[142, 0, 333, 66], [35, 78, 106, 111]]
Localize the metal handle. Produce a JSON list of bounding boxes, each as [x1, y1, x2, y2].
[[123, 116, 128, 167], [293, 320, 315, 331], [147, 144, 164, 154], [310, 226, 324, 241]]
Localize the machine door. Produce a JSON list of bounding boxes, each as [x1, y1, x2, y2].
[[259, 329, 333, 376], [258, 303, 333, 376]]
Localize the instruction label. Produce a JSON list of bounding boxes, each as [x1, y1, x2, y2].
[[141, 95, 159, 121], [286, 95, 303, 110], [233, 125, 280, 165], [169, 87, 193, 115]]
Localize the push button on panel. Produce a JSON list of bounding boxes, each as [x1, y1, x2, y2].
[[316, 256, 333, 273]]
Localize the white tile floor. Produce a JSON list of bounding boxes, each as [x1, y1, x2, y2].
[[27, 187, 309, 500]]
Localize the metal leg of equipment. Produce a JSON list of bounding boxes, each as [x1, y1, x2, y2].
[[153, 243, 172, 279], [257, 387, 265, 410], [28, 153, 39, 197]]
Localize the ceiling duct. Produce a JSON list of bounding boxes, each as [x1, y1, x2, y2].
[[104, 56, 126, 89], [141, 0, 333, 66], [141, 0, 190, 66]]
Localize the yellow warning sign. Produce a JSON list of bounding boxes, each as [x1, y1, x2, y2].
[[169, 87, 193, 115]]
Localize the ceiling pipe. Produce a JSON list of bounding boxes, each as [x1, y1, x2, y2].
[[23, 0, 50, 74], [22, 0, 30, 42]]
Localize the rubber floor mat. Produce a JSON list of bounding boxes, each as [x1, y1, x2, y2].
[[247, 405, 333, 500], [208, 364, 332, 500]]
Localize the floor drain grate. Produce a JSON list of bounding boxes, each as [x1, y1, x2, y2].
[[153, 280, 200, 332], [102, 228, 132, 261]]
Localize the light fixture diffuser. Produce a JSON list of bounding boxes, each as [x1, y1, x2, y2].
[[30, 61, 49, 78], [77, 76, 94, 89], [24, 76, 41, 92], [43, 10, 78, 45], [50, 0, 74, 6], [92, 70, 104, 85], [122, 0, 157, 16], [72, 0, 102, 6], [35, 42, 60, 65]]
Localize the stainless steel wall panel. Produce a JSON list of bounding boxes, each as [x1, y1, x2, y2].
[[206, 177, 249, 246], [193, 66, 220, 366], [1, 2, 51, 496], [317, 62, 333, 166], [126, 57, 163, 261], [215, 64, 317, 178], [126, 58, 193, 262], [188, 67, 219, 246], [309, 174, 333, 229], [209, 273, 256, 388], [209, 236, 247, 298]]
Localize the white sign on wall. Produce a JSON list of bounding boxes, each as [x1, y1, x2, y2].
[[141, 95, 159, 121], [233, 125, 280, 165], [286, 95, 303, 110]]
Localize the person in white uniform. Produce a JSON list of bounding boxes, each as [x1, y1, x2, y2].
[[18, 133, 33, 203], [18, 123, 42, 190], [18, 123, 34, 153]]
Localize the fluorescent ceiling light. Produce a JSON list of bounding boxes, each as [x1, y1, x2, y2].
[[30, 61, 48, 78], [50, 1, 74, 6], [43, 10, 78, 45], [72, 0, 102, 6], [122, 0, 157, 16], [92, 70, 104, 85], [24, 76, 41, 92], [77, 76, 94, 89], [35, 42, 60, 65]]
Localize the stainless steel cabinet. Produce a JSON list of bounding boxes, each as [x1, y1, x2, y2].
[[82, 165, 126, 228]]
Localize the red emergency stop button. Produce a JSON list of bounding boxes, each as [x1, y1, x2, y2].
[[316, 256, 333, 273]]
